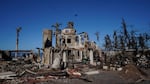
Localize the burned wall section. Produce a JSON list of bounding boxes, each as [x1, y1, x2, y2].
[[42, 30, 53, 65], [43, 29, 53, 49]]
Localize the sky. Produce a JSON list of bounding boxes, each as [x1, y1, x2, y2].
[[0, 0, 150, 50]]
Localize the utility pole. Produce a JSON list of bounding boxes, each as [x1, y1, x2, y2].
[[15, 27, 21, 58]]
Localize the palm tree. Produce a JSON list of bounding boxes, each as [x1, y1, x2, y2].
[[51, 23, 61, 47]]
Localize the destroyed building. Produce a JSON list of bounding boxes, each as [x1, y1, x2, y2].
[[0, 21, 150, 84], [42, 22, 101, 69]]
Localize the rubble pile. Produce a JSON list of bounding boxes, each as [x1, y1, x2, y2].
[[119, 64, 149, 83], [0, 60, 96, 84]]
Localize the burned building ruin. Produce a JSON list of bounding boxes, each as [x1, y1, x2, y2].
[[42, 22, 102, 69]]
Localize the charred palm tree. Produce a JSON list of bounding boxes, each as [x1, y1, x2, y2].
[[52, 23, 61, 47]]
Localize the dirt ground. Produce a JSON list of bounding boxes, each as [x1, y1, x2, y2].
[[34, 70, 150, 84], [1, 69, 150, 84], [1, 61, 150, 84], [25, 71, 127, 84]]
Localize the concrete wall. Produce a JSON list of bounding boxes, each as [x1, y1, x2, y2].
[[43, 30, 53, 49]]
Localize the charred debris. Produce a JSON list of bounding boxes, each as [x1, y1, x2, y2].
[[103, 18, 150, 69], [0, 20, 150, 84], [0, 21, 102, 84]]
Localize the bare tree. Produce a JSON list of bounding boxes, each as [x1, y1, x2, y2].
[[104, 34, 112, 50], [113, 30, 118, 49], [95, 32, 99, 42], [130, 30, 137, 49], [138, 34, 145, 49], [122, 18, 130, 48]]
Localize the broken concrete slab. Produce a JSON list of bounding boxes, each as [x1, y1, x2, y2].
[[84, 70, 100, 75], [0, 71, 16, 79]]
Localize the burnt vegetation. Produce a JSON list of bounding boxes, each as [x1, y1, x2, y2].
[[103, 18, 150, 69]]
